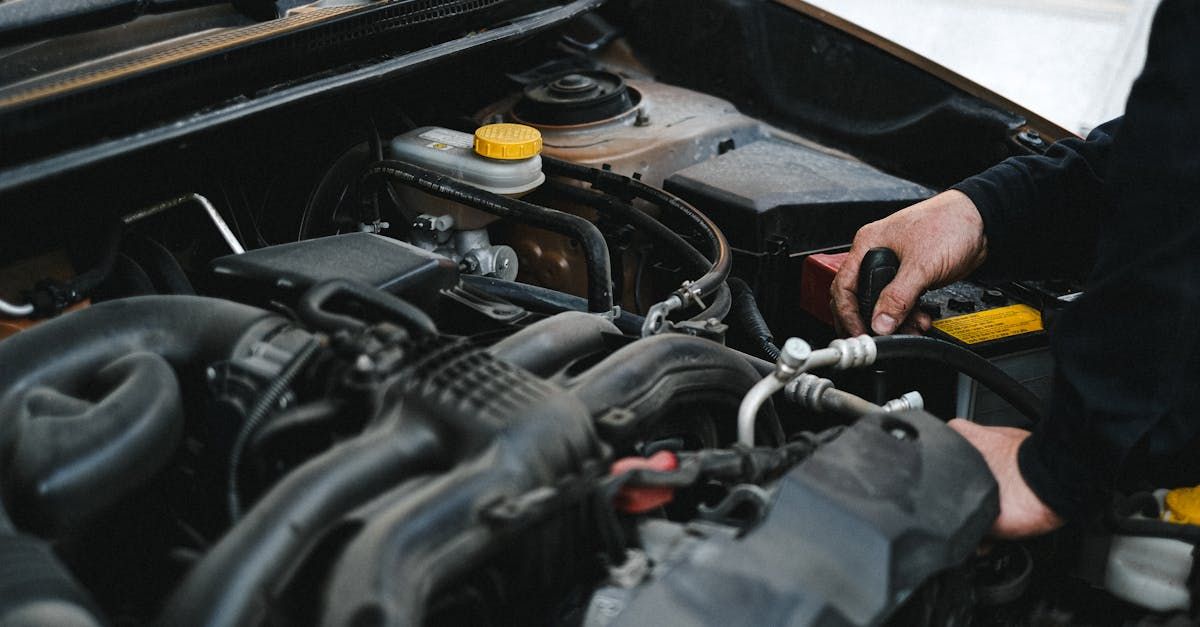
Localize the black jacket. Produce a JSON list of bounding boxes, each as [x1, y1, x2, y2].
[[949, 0, 1200, 521]]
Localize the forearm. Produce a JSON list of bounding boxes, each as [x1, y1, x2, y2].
[[951, 119, 1119, 280]]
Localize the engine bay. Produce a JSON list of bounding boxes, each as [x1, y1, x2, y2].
[[0, 1, 1193, 625]]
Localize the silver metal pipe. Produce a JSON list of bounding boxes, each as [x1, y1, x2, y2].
[[123, 193, 244, 254], [0, 297, 34, 318]]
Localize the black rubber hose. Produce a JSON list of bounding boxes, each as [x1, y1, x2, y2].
[[727, 278, 781, 361], [542, 156, 730, 305], [1108, 492, 1200, 543], [68, 221, 123, 296], [570, 333, 785, 445], [8, 352, 184, 536], [544, 179, 733, 324], [873, 335, 1046, 423], [0, 297, 283, 536], [297, 278, 437, 336], [487, 310, 619, 377], [0, 296, 282, 443], [460, 275, 644, 335], [129, 236, 195, 295], [362, 160, 613, 313], [158, 419, 445, 627], [542, 179, 710, 275], [226, 337, 322, 522]]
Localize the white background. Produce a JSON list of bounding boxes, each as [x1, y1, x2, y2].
[[805, 0, 1160, 135]]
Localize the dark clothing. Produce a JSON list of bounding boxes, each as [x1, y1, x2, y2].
[[949, 0, 1200, 522]]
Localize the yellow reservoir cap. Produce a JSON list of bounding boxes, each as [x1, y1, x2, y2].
[[1164, 486, 1200, 525], [474, 123, 542, 160]]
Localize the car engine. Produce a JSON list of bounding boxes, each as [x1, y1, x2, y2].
[[0, 1, 1192, 625]]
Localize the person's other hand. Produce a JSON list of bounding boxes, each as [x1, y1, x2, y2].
[[948, 419, 1064, 538], [831, 190, 988, 336]]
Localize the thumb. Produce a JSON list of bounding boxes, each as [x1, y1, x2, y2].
[[871, 264, 927, 335]]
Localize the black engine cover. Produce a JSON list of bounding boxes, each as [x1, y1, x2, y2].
[[587, 410, 999, 626]]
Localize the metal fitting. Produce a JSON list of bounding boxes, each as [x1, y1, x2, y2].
[[774, 337, 811, 380], [641, 294, 683, 337], [827, 335, 877, 370], [882, 391, 924, 413], [784, 373, 833, 412]]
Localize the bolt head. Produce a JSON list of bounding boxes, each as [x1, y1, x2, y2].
[[779, 337, 811, 368]]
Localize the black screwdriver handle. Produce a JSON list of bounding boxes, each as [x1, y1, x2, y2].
[[857, 247, 900, 332]]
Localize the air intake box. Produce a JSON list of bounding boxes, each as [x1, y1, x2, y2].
[[208, 233, 458, 307]]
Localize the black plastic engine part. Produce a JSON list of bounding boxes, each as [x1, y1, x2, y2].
[[585, 410, 999, 626], [209, 233, 457, 308], [514, 70, 639, 125], [319, 338, 602, 627], [570, 333, 783, 446], [488, 310, 620, 377]]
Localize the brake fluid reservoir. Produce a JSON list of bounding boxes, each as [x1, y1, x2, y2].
[[389, 124, 544, 229]]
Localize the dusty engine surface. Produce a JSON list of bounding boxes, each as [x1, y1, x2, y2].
[[0, 2, 1188, 626]]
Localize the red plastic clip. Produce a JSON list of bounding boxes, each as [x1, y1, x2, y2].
[[610, 450, 679, 514]]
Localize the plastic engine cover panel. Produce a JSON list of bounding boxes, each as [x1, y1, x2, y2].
[[588, 410, 999, 627]]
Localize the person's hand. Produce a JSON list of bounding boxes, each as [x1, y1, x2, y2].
[[948, 419, 1064, 538], [831, 190, 989, 336]]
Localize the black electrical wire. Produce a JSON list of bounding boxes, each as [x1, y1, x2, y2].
[[227, 337, 322, 522], [362, 160, 613, 313], [872, 334, 1046, 423], [542, 156, 730, 307], [727, 277, 781, 361]]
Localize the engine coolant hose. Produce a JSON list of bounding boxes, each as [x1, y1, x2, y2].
[[361, 160, 613, 313]]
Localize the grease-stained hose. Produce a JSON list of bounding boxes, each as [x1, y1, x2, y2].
[[361, 160, 613, 313]]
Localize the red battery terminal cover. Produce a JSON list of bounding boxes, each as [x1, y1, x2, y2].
[[799, 252, 848, 327], [610, 450, 678, 514]]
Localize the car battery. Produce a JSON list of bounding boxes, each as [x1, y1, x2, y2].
[[920, 281, 1065, 428], [797, 252, 1080, 426]]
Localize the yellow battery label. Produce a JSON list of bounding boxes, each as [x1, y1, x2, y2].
[[932, 304, 1043, 345]]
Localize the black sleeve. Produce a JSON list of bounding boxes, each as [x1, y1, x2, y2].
[[1014, 0, 1200, 521], [950, 119, 1119, 280]]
